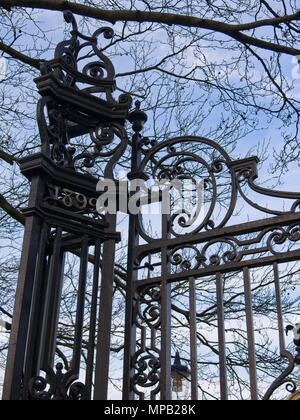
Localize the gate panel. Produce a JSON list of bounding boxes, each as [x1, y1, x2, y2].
[[124, 133, 300, 400]]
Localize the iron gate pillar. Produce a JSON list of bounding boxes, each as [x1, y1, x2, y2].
[[2, 12, 131, 400]]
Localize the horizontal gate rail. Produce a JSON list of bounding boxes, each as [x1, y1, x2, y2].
[[136, 249, 300, 288], [134, 211, 300, 256]]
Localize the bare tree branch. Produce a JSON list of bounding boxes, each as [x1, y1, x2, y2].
[[0, 148, 19, 165], [0, 193, 25, 224], [0, 40, 41, 69], [0, 0, 300, 56]]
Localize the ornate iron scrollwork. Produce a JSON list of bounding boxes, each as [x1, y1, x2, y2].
[[35, 11, 131, 172], [29, 363, 88, 401], [262, 324, 300, 400], [132, 285, 161, 399], [136, 285, 161, 329], [125, 123, 300, 400], [132, 349, 161, 397], [137, 137, 235, 240]]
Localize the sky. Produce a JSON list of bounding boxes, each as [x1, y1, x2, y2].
[[0, 3, 300, 400]]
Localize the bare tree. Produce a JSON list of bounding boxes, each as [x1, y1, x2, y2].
[[0, 0, 299, 399]]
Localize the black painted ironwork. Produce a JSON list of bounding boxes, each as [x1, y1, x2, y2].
[[123, 131, 300, 400], [2, 11, 300, 401], [2, 12, 130, 401]]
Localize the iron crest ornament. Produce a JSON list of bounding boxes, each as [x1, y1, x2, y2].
[[35, 10, 131, 171]]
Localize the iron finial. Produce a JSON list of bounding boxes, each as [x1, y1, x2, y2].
[[128, 101, 148, 133]]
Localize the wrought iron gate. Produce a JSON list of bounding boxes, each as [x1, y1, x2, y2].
[[123, 136, 300, 400], [2, 12, 300, 400]]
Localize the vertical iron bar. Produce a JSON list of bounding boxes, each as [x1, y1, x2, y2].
[[189, 277, 198, 400], [85, 240, 101, 399], [122, 210, 138, 400], [160, 212, 172, 400], [273, 263, 286, 354], [39, 227, 64, 370], [243, 267, 258, 400], [22, 222, 49, 398], [94, 214, 117, 400], [71, 235, 89, 373], [123, 104, 147, 400], [216, 272, 228, 400], [48, 251, 65, 369], [2, 215, 42, 400], [3, 176, 45, 400]]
